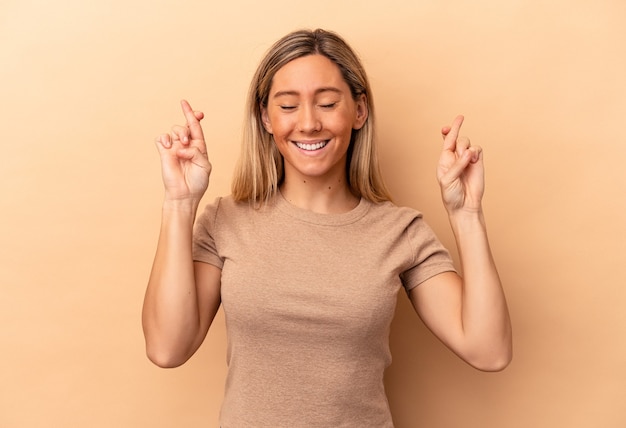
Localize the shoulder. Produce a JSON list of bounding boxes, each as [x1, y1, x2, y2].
[[364, 199, 425, 228], [196, 195, 277, 236], [197, 194, 254, 219], [195, 195, 240, 230], [365, 200, 447, 254]]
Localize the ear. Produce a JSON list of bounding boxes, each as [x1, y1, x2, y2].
[[352, 93, 368, 130], [261, 105, 273, 134]]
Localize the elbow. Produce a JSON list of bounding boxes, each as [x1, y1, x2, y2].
[[470, 352, 512, 372], [466, 324, 514, 372], [142, 321, 195, 368], [467, 342, 513, 372], [145, 343, 190, 369], [147, 353, 184, 369]]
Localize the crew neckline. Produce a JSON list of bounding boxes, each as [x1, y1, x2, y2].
[[274, 190, 371, 226]]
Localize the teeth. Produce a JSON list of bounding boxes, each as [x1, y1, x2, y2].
[[296, 141, 328, 151]]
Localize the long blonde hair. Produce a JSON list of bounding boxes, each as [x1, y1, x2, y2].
[[231, 29, 392, 204]]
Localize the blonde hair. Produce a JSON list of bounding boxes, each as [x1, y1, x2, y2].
[[231, 29, 392, 204]]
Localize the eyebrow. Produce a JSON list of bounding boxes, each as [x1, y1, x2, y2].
[[271, 87, 343, 98]]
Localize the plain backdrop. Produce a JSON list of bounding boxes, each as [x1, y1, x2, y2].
[[1, 0, 625, 427]]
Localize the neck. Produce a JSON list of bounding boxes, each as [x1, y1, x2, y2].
[[280, 175, 359, 214]]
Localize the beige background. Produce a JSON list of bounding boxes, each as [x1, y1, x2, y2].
[[1, 0, 625, 427]]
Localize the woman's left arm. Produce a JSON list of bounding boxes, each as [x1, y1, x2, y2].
[[409, 115, 512, 371]]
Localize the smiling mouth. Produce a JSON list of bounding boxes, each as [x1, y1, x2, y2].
[[295, 140, 329, 151]]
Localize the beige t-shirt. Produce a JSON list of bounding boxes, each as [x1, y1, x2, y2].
[[193, 193, 455, 428]]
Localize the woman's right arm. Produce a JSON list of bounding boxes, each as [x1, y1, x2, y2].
[[142, 100, 222, 368]]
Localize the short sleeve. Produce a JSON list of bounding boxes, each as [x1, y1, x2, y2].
[[192, 197, 225, 269], [400, 217, 456, 293]]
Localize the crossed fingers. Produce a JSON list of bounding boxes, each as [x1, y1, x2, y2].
[[156, 100, 207, 155], [442, 115, 481, 163]]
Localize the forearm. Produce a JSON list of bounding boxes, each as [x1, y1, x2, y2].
[[142, 199, 202, 366], [449, 209, 512, 370]]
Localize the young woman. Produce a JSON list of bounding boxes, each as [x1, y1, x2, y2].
[[143, 29, 512, 427]]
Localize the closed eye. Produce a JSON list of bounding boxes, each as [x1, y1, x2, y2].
[[279, 105, 296, 111], [319, 103, 336, 109]]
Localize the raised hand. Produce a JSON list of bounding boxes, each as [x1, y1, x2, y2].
[[436, 115, 485, 214], [155, 100, 211, 202]]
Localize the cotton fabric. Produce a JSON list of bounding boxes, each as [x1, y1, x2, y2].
[[193, 193, 455, 427]]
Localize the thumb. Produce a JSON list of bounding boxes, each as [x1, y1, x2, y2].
[[177, 146, 205, 160], [176, 147, 211, 171], [176, 147, 195, 160], [440, 149, 473, 184]]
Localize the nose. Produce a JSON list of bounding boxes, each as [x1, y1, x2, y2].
[[297, 104, 321, 133]]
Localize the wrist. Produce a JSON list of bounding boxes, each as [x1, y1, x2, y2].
[[447, 208, 486, 234], [162, 197, 201, 215]]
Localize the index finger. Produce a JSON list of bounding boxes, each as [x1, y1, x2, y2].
[[180, 99, 205, 141], [442, 115, 464, 151]]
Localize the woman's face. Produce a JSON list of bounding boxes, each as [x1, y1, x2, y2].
[[261, 54, 367, 184]]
